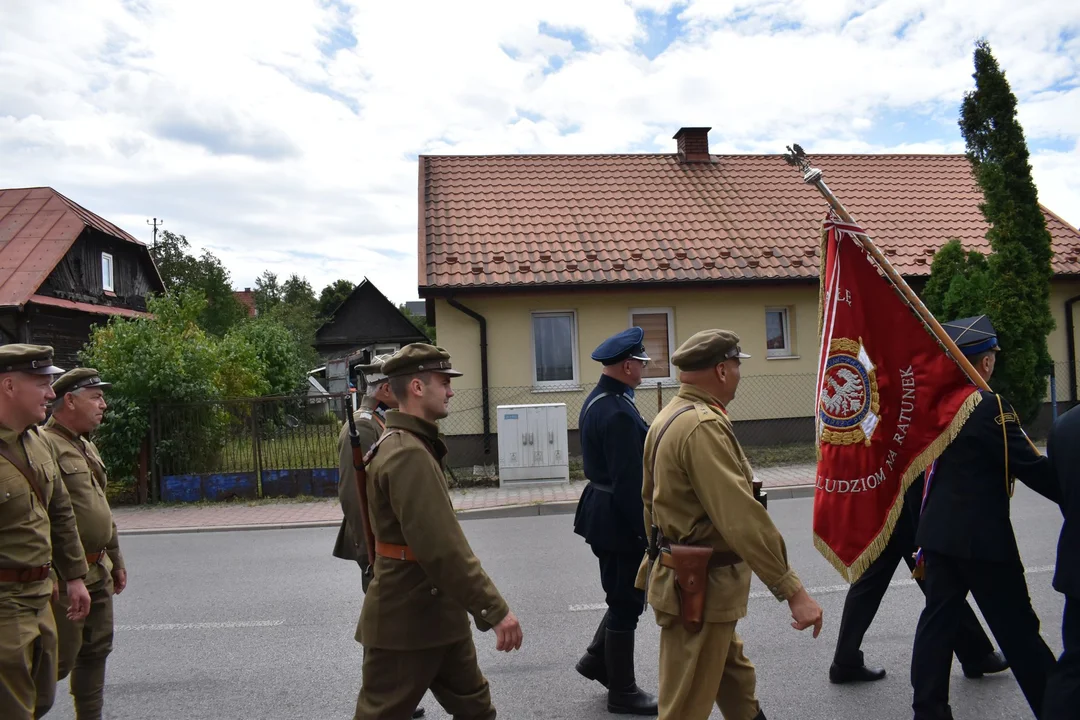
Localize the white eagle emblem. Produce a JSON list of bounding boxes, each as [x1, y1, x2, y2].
[[818, 338, 880, 447]]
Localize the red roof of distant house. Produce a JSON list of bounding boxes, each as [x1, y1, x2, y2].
[[234, 288, 257, 317], [418, 146, 1080, 293], [0, 187, 155, 307]]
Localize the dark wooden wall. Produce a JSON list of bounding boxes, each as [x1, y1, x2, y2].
[[27, 307, 99, 369], [38, 229, 162, 312]]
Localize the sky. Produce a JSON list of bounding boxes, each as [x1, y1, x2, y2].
[[3, 0, 1079, 305]]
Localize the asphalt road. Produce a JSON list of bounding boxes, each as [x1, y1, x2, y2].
[[50, 486, 1064, 720]]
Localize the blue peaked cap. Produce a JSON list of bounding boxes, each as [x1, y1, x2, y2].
[[942, 315, 1000, 356], [591, 327, 651, 365]]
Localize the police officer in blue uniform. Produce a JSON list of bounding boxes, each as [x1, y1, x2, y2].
[[910, 316, 1061, 720], [573, 327, 657, 715]]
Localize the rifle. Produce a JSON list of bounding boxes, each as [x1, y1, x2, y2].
[[347, 408, 376, 585]]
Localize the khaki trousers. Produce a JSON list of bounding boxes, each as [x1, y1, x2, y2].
[[52, 579, 113, 720], [354, 636, 495, 720], [0, 588, 58, 720], [657, 613, 760, 720]]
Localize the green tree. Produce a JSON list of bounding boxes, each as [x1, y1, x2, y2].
[[227, 319, 309, 396], [399, 303, 435, 342], [80, 290, 266, 484], [148, 230, 247, 336], [317, 279, 355, 317], [253, 271, 282, 316], [959, 40, 1055, 420], [922, 239, 992, 321], [253, 271, 321, 370]]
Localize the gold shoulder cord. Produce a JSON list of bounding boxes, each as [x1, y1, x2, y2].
[[996, 394, 1014, 498]]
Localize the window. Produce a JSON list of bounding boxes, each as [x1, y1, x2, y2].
[[374, 344, 399, 357], [630, 308, 676, 382], [532, 311, 578, 386], [766, 307, 793, 358], [101, 253, 114, 293]]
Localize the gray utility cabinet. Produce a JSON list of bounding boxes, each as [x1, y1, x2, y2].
[[496, 403, 569, 485]]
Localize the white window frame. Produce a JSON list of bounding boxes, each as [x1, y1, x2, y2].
[[765, 307, 794, 358], [530, 310, 580, 390], [629, 307, 677, 385], [374, 344, 399, 357], [101, 252, 114, 293]]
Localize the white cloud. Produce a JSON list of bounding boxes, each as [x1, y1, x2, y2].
[[1, 0, 1078, 305]]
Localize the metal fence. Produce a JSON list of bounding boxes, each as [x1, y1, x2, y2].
[[147, 362, 1080, 502], [150, 393, 350, 503]]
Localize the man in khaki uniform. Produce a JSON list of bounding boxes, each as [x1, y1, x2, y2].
[[353, 344, 523, 720], [44, 368, 125, 720], [638, 330, 823, 720], [0, 344, 91, 720], [333, 353, 397, 582], [333, 355, 427, 719]]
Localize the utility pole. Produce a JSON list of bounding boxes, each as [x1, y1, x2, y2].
[[147, 217, 163, 249]]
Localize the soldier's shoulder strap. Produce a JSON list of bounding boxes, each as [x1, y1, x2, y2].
[[649, 404, 696, 478], [362, 429, 400, 465], [0, 437, 47, 506], [582, 391, 613, 420]]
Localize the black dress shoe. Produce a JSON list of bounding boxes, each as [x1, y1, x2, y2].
[[828, 662, 887, 684], [412, 708, 425, 718], [962, 650, 1009, 679]]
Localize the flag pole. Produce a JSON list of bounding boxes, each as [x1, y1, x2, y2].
[[783, 148, 991, 392]]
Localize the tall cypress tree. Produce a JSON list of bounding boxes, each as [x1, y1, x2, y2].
[[959, 40, 1054, 420]]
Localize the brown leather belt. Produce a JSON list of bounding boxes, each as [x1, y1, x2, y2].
[[86, 550, 106, 564], [658, 546, 742, 569], [0, 564, 51, 583], [375, 541, 417, 562]]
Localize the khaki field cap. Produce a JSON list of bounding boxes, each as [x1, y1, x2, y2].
[[0, 343, 65, 375], [52, 368, 112, 397], [357, 353, 396, 385], [671, 329, 752, 371], [382, 343, 463, 378]]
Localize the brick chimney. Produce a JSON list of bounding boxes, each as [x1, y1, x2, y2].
[[673, 127, 712, 163]]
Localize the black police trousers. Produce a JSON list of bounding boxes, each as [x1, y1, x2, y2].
[[833, 502, 993, 668], [911, 551, 1056, 719], [591, 547, 646, 632], [1044, 595, 1080, 720]]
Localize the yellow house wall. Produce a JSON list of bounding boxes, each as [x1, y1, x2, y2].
[[1049, 279, 1080, 400], [433, 284, 821, 432]]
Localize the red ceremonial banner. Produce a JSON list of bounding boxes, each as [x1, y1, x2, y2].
[[814, 214, 981, 582]]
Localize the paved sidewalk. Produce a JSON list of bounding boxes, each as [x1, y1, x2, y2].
[[113, 463, 817, 534]]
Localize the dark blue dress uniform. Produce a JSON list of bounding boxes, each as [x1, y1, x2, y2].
[[911, 316, 1062, 720], [573, 328, 657, 714], [1041, 403, 1080, 719]]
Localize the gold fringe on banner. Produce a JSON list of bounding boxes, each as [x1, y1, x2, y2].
[[814, 384, 983, 584]]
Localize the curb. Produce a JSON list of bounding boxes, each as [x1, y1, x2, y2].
[[117, 486, 815, 536]]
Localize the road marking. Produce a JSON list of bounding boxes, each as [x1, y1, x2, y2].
[[569, 565, 1055, 610], [116, 620, 285, 631]]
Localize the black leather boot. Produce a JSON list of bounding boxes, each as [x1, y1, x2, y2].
[[962, 650, 1009, 679], [751, 711, 767, 720], [577, 611, 610, 687], [411, 708, 425, 718], [604, 629, 658, 715]]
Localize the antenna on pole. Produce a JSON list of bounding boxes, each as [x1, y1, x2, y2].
[[147, 218, 164, 249]]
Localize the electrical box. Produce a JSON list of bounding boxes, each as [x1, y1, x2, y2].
[[497, 403, 569, 485]]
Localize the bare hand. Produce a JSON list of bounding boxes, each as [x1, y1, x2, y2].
[[51, 579, 59, 602], [493, 611, 523, 652], [788, 587, 823, 638], [112, 568, 127, 595], [65, 579, 91, 621]]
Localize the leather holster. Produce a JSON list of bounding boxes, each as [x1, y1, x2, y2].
[[667, 544, 712, 634]]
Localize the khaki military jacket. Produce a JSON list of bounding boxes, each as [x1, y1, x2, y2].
[[358, 410, 509, 650], [44, 417, 123, 590], [637, 384, 803, 624], [0, 424, 88, 605], [332, 395, 384, 565]]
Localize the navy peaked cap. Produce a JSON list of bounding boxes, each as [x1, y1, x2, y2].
[[942, 315, 1000, 356], [591, 327, 650, 365]]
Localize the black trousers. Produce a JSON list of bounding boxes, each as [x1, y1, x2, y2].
[[833, 503, 993, 667], [1043, 595, 1080, 720], [911, 551, 1057, 719], [591, 547, 646, 632]]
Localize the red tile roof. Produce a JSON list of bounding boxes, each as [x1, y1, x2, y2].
[[28, 294, 151, 318], [0, 187, 152, 307], [418, 153, 1080, 293]]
